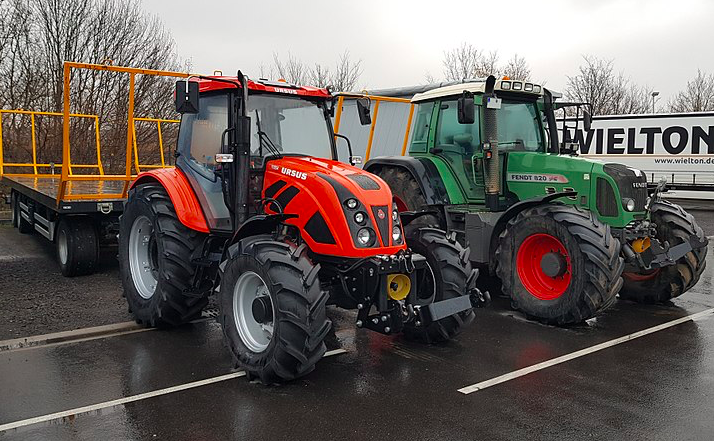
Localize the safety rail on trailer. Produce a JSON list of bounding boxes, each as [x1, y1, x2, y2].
[[0, 61, 191, 276], [333, 93, 414, 161]]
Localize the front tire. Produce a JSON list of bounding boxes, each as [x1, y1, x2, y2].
[[119, 184, 207, 327], [496, 204, 623, 325], [620, 201, 708, 303], [219, 236, 331, 384], [404, 228, 476, 342]]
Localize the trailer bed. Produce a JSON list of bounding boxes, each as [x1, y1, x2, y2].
[[3, 176, 125, 214]]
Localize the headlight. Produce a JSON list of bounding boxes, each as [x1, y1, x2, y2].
[[357, 228, 373, 246], [392, 210, 398, 221], [392, 225, 402, 243], [345, 198, 358, 209], [623, 198, 636, 212], [354, 212, 366, 224]]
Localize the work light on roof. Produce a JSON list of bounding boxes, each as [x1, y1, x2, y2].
[[501, 81, 511, 90], [524, 83, 533, 92], [533, 85, 541, 93], [512, 82, 523, 91]]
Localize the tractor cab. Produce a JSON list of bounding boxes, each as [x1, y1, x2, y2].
[[407, 79, 548, 206], [174, 77, 338, 231]]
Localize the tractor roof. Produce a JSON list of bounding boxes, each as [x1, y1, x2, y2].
[[193, 76, 331, 99], [412, 79, 543, 103]]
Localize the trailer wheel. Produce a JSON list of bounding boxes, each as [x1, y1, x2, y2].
[[119, 184, 208, 327], [56, 217, 98, 277], [404, 228, 475, 342], [220, 236, 331, 384], [15, 194, 33, 234], [496, 204, 623, 325], [620, 200, 708, 303], [375, 166, 441, 231]]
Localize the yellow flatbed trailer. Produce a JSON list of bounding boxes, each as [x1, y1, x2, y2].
[[1, 62, 188, 276]]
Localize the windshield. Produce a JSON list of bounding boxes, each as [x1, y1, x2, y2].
[[248, 95, 332, 160], [496, 100, 544, 152]]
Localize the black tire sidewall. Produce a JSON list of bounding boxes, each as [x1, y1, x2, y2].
[[505, 213, 587, 319], [119, 188, 166, 320], [219, 254, 279, 367]]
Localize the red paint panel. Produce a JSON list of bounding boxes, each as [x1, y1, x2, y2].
[[131, 168, 209, 233], [262, 156, 407, 258], [193, 77, 330, 99]]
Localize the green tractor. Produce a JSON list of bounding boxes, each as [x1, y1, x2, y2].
[[364, 76, 708, 325]]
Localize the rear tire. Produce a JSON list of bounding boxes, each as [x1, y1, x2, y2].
[[404, 228, 475, 342], [496, 204, 623, 325], [56, 217, 98, 277], [619, 200, 708, 303], [219, 236, 331, 384], [119, 184, 207, 327]]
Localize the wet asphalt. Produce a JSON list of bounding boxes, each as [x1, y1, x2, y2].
[[0, 217, 712, 439]]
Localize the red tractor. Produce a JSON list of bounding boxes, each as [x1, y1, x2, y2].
[[118, 73, 486, 383]]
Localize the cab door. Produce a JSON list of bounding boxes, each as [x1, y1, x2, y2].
[[432, 99, 485, 203]]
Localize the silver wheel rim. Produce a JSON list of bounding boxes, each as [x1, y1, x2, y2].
[[58, 229, 68, 265], [233, 271, 274, 353], [414, 262, 437, 306], [129, 215, 158, 300]]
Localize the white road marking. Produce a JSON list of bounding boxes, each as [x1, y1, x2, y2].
[[458, 307, 714, 395], [0, 348, 348, 432], [0, 315, 216, 353]]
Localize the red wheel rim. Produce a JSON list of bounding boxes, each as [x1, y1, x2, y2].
[[516, 233, 572, 300], [393, 195, 409, 213]]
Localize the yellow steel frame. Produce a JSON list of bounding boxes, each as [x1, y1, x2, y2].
[[0, 109, 103, 177], [333, 93, 414, 161], [132, 117, 180, 173], [0, 61, 191, 205]]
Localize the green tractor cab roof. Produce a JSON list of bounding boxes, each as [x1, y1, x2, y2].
[[412, 79, 544, 103]]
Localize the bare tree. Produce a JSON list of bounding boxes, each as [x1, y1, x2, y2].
[[503, 54, 530, 81], [442, 43, 484, 81], [475, 50, 500, 78], [309, 63, 331, 88], [329, 50, 362, 91], [272, 52, 308, 84], [669, 69, 714, 112], [0, 0, 185, 171], [565, 55, 652, 115]]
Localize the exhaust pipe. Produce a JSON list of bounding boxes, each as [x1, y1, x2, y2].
[[482, 75, 500, 211]]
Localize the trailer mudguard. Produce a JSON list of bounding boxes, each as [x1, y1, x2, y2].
[[364, 156, 450, 206], [131, 168, 210, 233]]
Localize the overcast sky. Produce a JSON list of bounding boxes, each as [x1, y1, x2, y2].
[[141, 0, 714, 104]]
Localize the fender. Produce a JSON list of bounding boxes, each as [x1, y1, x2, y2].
[[229, 213, 298, 247], [131, 168, 210, 233], [364, 156, 450, 206]]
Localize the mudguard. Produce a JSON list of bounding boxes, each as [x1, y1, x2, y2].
[[130, 168, 210, 233], [364, 156, 450, 206]]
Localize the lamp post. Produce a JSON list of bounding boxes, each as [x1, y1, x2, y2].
[[651, 91, 660, 113]]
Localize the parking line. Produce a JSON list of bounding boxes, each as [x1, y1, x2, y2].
[[0, 348, 348, 432], [458, 307, 714, 395]]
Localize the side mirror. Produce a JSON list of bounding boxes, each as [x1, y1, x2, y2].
[[457, 91, 475, 124], [175, 80, 199, 114], [583, 109, 592, 132], [356, 98, 371, 126]]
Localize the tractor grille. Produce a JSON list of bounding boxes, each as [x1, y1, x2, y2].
[[596, 178, 618, 217], [603, 163, 648, 211]]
